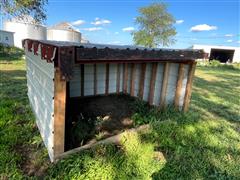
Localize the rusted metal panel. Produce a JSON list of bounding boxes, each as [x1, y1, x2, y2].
[[23, 39, 57, 63], [75, 47, 204, 63], [58, 47, 75, 81]]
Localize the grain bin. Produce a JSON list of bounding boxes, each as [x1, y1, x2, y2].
[[3, 16, 47, 48], [23, 39, 203, 162], [47, 22, 81, 43]]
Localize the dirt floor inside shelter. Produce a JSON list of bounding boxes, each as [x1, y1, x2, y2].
[[65, 94, 137, 150]]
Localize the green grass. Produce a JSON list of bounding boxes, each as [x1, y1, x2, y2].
[[0, 56, 239, 179]]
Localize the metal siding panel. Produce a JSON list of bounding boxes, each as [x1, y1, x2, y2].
[[84, 64, 94, 96], [69, 66, 81, 97], [25, 50, 54, 161], [143, 63, 152, 101], [96, 64, 106, 95], [127, 64, 132, 94], [109, 64, 117, 93], [69, 63, 122, 97], [133, 64, 141, 97], [26, 73, 53, 112], [153, 63, 164, 105], [165, 63, 179, 105], [119, 64, 123, 92], [179, 64, 190, 109]]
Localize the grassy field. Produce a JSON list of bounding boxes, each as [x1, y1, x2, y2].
[[0, 55, 240, 179]]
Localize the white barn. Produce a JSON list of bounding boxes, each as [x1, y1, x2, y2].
[[0, 30, 14, 46], [192, 44, 240, 63]]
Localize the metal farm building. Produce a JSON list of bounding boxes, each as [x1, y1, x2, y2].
[[3, 18, 47, 48], [23, 39, 203, 162], [47, 22, 81, 43], [0, 30, 14, 46], [192, 44, 240, 63]]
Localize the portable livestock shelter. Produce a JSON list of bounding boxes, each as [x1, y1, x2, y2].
[[23, 39, 203, 162]]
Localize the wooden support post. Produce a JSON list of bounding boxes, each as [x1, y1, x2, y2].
[[183, 62, 197, 112], [116, 63, 120, 94], [80, 64, 84, 96], [94, 64, 97, 95], [149, 63, 158, 105], [139, 63, 146, 99], [159, 62, 170, 108], [123, 63, 128, 93], [54, 68, 66, 157], [174, 64, 185, 109], [130, 64, 136, 96], [105, 63, 109, 95]]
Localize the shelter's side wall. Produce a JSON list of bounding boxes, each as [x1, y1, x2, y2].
[[70, 63, 124, 97], [25, 49, 54, 161], [69, 62, 190, 109]]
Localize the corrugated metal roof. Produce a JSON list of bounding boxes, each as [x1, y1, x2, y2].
[[24, 38, 204, 81], [36, 39, 202, 52]]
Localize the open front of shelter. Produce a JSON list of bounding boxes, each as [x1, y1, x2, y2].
[[23, 39, 203, 162]]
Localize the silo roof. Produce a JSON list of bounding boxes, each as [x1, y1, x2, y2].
[[48, 22, 80, 32]]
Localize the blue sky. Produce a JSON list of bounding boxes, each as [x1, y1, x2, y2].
[[46, 0, 239, 48]]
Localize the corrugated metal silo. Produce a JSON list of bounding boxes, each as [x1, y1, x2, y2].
[[47, 22, 81, 43], [3, 16, 47, 48]]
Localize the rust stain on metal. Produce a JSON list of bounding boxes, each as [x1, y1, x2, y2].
[[58, 47, 75, 81], [33, 42, 40, 55], [75, 47, 204, 63], [41, 44, 56, 62]]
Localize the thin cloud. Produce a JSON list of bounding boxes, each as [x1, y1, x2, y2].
[[122, 27, 135, 32], [81, 27, 103, 31], [115, 32, 119, 35], [237, 41, 240, 44], [225, 34, 233, 37], [226, 39, 233, 42], [91, 18, 111, 26], [190, 24, 217, 32], [71, 19, 85, 26], [176, 20, 184, 24]]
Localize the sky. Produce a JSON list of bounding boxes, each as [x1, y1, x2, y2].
[[25, 0, 240, 48]]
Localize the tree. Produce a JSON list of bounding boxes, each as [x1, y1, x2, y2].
[[132, 3, 176, 48], [0, 0, 48, 23]]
